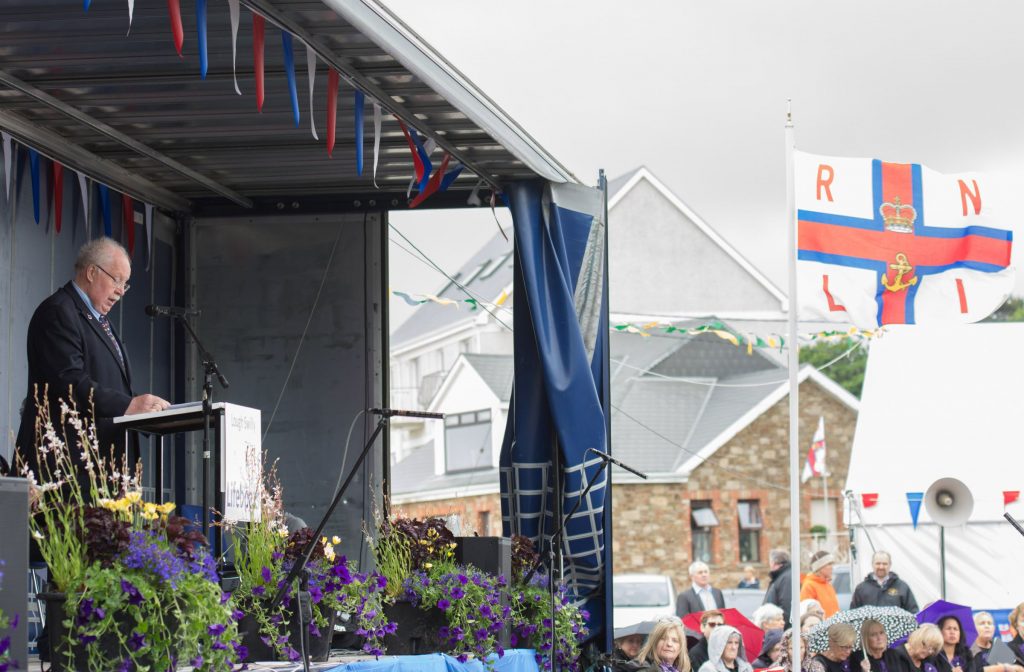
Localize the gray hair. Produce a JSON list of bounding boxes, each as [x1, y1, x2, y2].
[[872, 550, 892, 564], [75, 237, 129, 273], [769, 549, 791, 565], [752, 603, 785, 628], [689, 560, 709, 576]]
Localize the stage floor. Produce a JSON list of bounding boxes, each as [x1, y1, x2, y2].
[[24, 647, 541, 672]]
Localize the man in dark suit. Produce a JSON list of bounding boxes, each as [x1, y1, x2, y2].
[[14, 237, 170, 478], [676, 560, 726, 617]]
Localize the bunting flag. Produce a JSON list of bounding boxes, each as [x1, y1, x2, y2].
[[906, 492, 924, 529], [166, 0, 184, 57], [391, 288, 508, 312], [253, 13, 265, 111], [861, 493, 879, 508], [76, 170, 89, 225], [354, 90, 365, 175], [127, 0, 135, 34], [467, 179, 483, 206], [305, 43, 318, 140], [144, 203, 154, 271], [801, 417, 828, 483], [227, 0, 241, 93], [98, 183, 112, 236], [395, 117, 425, 186], [84, 0, 91, 10], [439, 162, 464, 192], [372, 100, 381, 188], [28, 148, 40, 224], [196, 0, 208, 79], [408, 128, 432, 191], [281, 32, 299, 127], [122, 193, 135, 254], [52, 162, 64, 234], [326, 69, 339, 157], [1004, 491, 1020, 508], [409, 152, 451, 208], [3, 132, 13, 199]]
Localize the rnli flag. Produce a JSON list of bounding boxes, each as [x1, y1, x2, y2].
[[801, 416, 827, 484], [796, 151, 1014, 327]]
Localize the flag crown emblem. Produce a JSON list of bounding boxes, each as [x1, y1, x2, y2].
[[879, 196, 916, 233]]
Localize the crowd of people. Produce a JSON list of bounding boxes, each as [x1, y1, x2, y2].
[[608, 550, 1024, 672]]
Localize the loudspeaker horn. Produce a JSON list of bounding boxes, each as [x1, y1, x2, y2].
[[925, 477, 974, 527]]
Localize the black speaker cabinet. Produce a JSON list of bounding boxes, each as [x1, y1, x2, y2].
[[455, 536, 511, 648], [0, 477, 29, 669]]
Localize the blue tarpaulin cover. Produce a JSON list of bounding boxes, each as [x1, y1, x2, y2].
[[327, 649, 541, 672]]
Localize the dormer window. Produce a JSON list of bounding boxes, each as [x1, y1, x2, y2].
[[444, 409, 492, 473]]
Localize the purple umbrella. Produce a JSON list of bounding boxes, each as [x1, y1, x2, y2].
[[916, 600, 978, 647]]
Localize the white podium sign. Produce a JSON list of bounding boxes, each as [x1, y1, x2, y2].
[[221, 403, 262, 523]]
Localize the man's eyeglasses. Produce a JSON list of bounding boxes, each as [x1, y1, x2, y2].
[[706, 622, 725, 629], [94, 264, 130, 292]]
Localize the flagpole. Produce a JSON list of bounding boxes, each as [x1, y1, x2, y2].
[[785, 100, 801, 672]]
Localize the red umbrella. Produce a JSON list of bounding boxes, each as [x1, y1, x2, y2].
[[682, 608, 765, 663]]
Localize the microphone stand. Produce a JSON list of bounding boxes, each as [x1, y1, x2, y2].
[[174, 314, 229, 556], [522, 448, 647, 672], [270, 413, 389, 672]]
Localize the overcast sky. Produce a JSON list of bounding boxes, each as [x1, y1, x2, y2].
[[384, 0, 1024, 330]]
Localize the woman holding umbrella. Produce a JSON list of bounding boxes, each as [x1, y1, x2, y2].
[[779, 629, 824, 672], [636, 617, 692, 672], [850, 619, 901, 672], [892, 624, 943, 672], [812, 624, 857, 672]]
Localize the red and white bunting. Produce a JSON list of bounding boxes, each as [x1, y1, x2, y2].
[[253, 13, 266, 111], [326, 69, 339, 157], [127, 0, 135, 34], [167, 0, 184, 57]]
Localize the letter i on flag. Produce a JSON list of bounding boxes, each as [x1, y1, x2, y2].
[[801, 416, 827, 483], [795, 151, 1014, 327]]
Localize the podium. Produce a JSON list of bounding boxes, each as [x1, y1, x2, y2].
[[114, 402, 261, 558]]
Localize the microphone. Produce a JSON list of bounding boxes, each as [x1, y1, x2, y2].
[[586, 447, 648, 479], [369, 408, 445, 420], [145, 304, 200, 318]]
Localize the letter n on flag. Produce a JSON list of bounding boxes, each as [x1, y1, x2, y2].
[[801, 416, 827, 484], [795, 151, 1014, 327]]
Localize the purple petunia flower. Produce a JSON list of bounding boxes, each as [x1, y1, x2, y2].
[[212, 641, 228, 651], [231, 609, 245, 622], [261, 566, 272, 583], [127, 631, 146, 651], [283, 646, 301, 661], [233, 642, 249, 661], [220, 592, 232, 605], [121, 579, 144, 606], [437, 598, 451, 611], [208, 623, 227, 637], [191, 655, 204, 668], [117, 657, 134, 672], [309, 623, 321, 637], [252, 586, 266, 597], [79, 634, 97, 645]]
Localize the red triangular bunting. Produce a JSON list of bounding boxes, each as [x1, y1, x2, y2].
[[52, 162, 64, 233], [861, 493, 879, 508]]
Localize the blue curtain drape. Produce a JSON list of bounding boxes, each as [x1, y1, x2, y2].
[[499, 179, 609, 646]]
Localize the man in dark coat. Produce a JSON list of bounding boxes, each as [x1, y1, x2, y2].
[[688, 609, 726, 671], [763, 548, 794, 626], [850, 550, 919, 612], [676, 561, 726, 617], [14, 237, 170, 479]]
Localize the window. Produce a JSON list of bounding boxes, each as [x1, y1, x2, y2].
[[737, 500, 763, 563], [444, 409, 492, 473], [690, 500, 719, 563]]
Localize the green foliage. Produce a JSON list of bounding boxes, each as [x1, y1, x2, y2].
[[983, 296, 1024, 322], [798, 340, 867, 398]]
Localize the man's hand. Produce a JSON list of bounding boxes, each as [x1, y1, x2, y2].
[[861, 658, 871, 672], [126, 394, 171, 415]]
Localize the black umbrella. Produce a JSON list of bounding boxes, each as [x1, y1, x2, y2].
[[807, 606, 918, 653]]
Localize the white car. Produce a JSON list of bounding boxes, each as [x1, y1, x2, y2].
[[613, 573, 677, 628]]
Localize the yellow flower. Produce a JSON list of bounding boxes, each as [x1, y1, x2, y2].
[[98, 498, 116, 511], [124, 491, 143, 505], [423, 562, 433, 569], [278, 528, 289, 538], [325, 548, 336, 562], [157, 502, 176, 515], [32, 529, 45, 540], [332, 535, 341, 545]]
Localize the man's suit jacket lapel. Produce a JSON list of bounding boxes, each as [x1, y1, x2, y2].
[[65, 284, 131, 383]]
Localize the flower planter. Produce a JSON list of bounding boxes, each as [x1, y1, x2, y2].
[[237, 605, 337, 662], [39, 591, 181, 672], [382, 601, 449, 655]]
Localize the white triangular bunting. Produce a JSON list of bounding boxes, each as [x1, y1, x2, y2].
[[2, 132, 11, 198], [76, 170, 89, 226], [305, 42, 318, 140], [228, 0, 241, 94], [127, 0, 135, 34], [372, 100, 381, 188]]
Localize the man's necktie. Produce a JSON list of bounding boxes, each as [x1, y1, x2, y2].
[[97, 314, 125, 368]]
